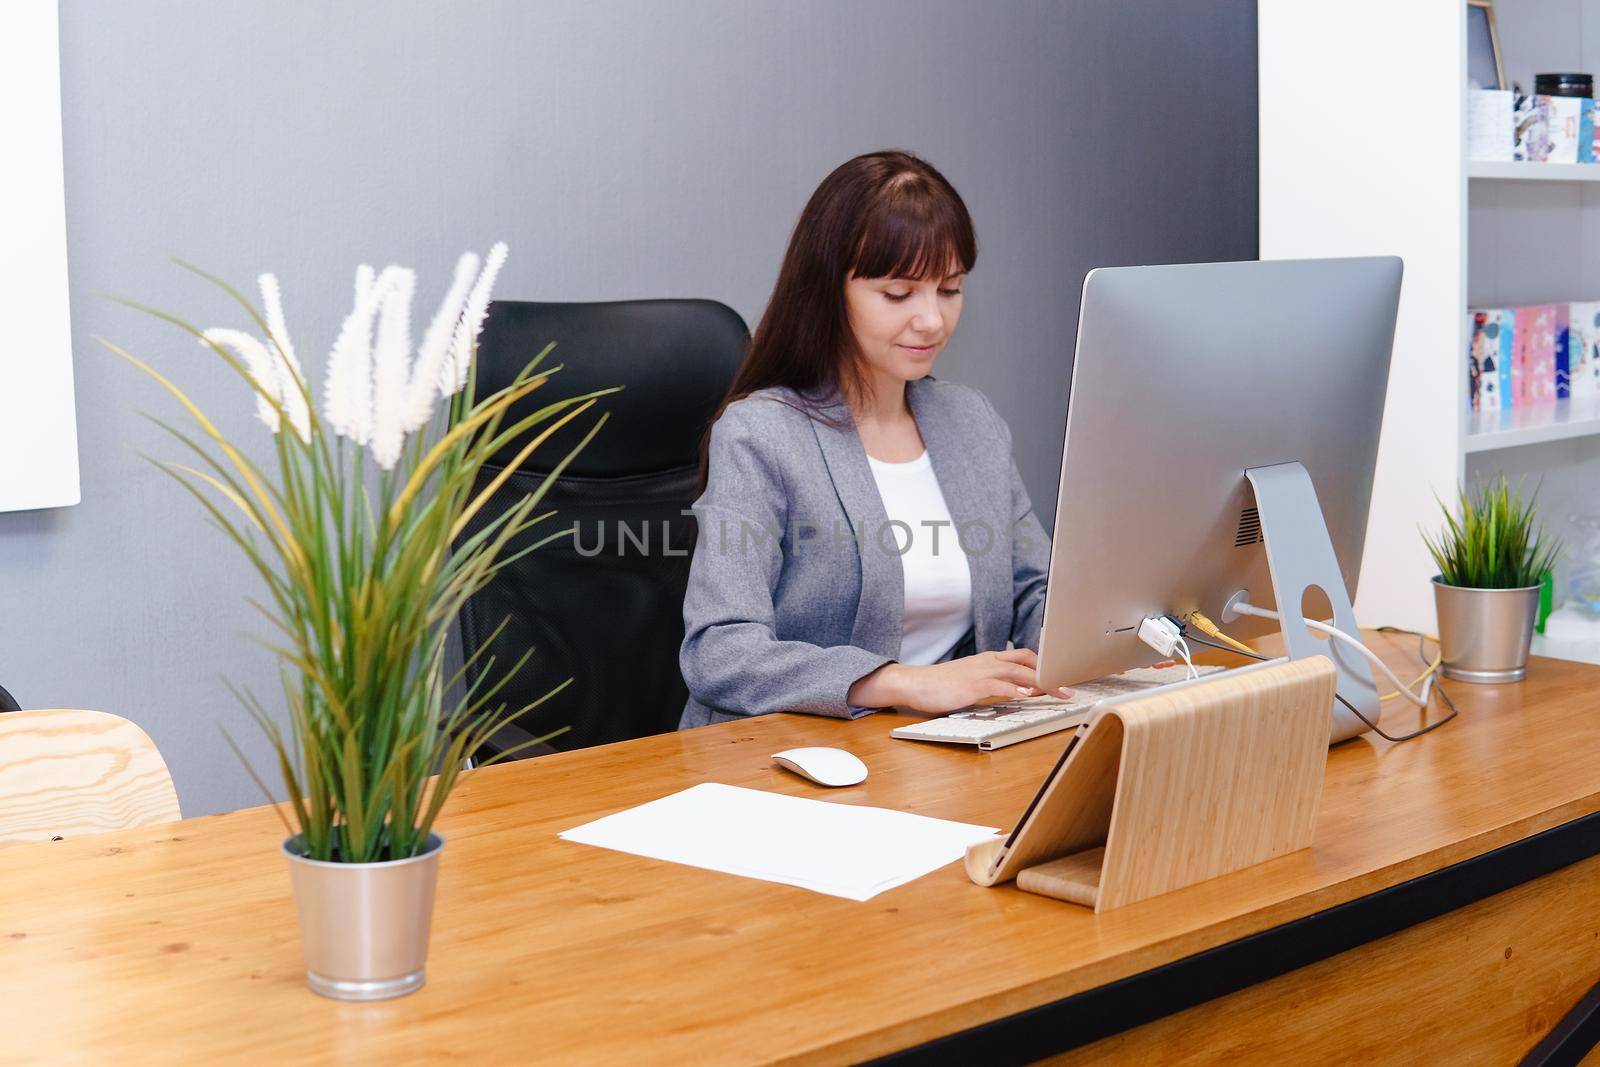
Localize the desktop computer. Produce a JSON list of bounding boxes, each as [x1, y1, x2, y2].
[[1035, 256, 1403, 742], [894, 256, 1404, 749]]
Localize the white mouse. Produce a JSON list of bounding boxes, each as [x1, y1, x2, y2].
[[771, 747, 868, 787]]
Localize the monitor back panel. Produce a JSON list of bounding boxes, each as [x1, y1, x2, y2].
[[1037, 256, 1401, 690]]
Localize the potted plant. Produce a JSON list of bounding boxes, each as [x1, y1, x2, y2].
[[1423, 475, 1563, 683], [108, 245, 615, 999]]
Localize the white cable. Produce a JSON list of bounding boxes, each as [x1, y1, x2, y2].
[[1231, 601, 1433, 709], [1175, 637, 1199, 680]]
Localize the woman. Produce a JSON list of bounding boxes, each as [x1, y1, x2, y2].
[[678, 150, 1060, 728]]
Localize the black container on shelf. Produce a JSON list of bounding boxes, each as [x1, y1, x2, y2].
[[1535, 73, 1594, 98]]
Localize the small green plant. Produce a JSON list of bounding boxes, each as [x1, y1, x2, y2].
[[1423, 475, 1563, 589]]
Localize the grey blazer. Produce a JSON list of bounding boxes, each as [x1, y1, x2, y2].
[[678, 376, 1050, 728]]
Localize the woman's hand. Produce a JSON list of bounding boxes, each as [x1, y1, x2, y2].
[[848, 648, 1073, 714]]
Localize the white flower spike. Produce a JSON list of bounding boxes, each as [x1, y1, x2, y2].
[[257, 273, 310, 443], [323, 265, 393, 446], [407, 251, 480, 433], [202, 328, 283, 434], [446, 242, 508, 395], [370, 268, 417, 471], [204, 246, 509, 463]]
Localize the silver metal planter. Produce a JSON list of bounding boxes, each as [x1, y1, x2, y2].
[[283, 833, 443, 1001], [1432, 577, 1541, 683]]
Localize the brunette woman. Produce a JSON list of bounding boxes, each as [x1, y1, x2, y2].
[[678, 150, 1062, 728]]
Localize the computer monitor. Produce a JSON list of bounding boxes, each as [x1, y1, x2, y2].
[[1035, 256, 1403, 742]]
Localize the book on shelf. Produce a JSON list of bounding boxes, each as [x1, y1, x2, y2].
[[1470, 89, 1600, 164], [1468, 309, 1511, 411], [1497, 309, 1516, 405], [1512, 305, 1533, 403], [1557, 306, 1572, 399], [1469, 90, 1515, 161], [1515, 94, 1554, 162], [1527, 305, 1559, 404], [1466, 303, 1600, 411], [1547, 97, 1585, 164], [1572, 303, 1600, 400]]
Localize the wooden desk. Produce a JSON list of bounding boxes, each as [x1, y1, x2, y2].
[[4, 634, 1600, 1065]]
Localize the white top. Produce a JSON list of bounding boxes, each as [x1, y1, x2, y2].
[[866, 451, 975, 665]]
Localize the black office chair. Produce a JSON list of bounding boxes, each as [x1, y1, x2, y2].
[[0, 684, 17, 713], [454, 299, 748, 758]]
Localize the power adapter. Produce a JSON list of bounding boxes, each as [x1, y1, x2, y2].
[[1137, 615, 1183, 658]]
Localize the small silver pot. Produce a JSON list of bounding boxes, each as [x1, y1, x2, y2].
[[283, 833, 443, 1001], [1432, 577, 1541, 683]]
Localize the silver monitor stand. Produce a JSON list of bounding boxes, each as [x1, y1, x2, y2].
[[1232, 462, 1381, 739]]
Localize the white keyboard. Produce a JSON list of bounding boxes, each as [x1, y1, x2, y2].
[[890, 665, 1220, 750]]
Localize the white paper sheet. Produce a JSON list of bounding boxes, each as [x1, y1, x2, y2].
[[1468, 89, 1514, 161], [559, 782, 1000, 901]]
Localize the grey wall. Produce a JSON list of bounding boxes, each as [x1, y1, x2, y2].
[[12, 0, 1257, 817]]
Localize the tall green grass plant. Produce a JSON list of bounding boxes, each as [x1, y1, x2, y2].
[[1422, 475, 1562, 590], [106, 247, 614, 862]]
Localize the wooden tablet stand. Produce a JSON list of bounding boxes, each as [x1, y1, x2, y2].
[[965, 656, 1337, 912]]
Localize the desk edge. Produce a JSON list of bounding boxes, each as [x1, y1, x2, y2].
[[863, 807, 1600, 1066]]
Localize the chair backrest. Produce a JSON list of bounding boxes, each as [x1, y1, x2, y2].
[[456, 299, 747, 757], [0, 710, 182, 847]]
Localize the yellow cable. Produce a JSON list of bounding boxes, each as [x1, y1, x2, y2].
[[1189, 614, 1441, 704], [1375, 626, 1442, 703], [1185, 611, 1259, 655]]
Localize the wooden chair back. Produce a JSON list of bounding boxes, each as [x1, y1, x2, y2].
[[0, 710, 181, 847]]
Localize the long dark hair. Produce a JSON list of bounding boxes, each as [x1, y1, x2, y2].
[[699, 150, 978, 487]]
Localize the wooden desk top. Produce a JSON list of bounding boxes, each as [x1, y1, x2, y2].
[[4, 634, 1599, 1065]]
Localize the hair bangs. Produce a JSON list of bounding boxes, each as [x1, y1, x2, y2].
[[850, 176, 977, 282]]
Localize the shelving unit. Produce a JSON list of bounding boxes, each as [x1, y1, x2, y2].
[[1532, 632, 1600, 666], [1464, 396, 1600, 452], [1261, 1, 1600, 651], [1468, 161, 1600, 181]]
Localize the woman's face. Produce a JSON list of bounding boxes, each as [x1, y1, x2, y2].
[[843, 268, 965, 386]]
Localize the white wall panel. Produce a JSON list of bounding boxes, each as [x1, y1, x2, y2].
[[1260, 0, 1464, 632], [0, 1, 78, 512]]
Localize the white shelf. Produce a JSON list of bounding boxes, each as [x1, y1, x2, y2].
[[1468, 160, 1600, 182], [1463, 396, 1600, 452], [1532, 633, 1600, 666]]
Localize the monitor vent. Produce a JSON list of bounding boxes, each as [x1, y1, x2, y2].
[[1234, 507, 1263, 547]]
